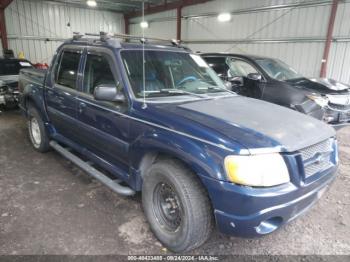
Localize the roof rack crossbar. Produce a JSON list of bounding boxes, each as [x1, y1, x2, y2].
[[111, 33, 180, 46], [72, 32, 84, 40], [72, 32, 109, 42], [71, 32, 183, 48]]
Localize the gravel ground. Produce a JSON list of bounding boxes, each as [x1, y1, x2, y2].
[[0, 110, 349, 255]]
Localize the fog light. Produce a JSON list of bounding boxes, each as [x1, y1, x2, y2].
[[255, 217, 283, 235]]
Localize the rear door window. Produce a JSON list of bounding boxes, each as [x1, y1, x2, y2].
[[56, 51, 81, 89]]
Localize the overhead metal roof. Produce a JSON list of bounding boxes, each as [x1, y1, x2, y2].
[[43, 0, 180, 13]]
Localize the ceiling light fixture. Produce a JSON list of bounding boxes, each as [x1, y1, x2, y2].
[[140, 21, 149, 28], [86, 0, 97, 7], [217, 13, 231, 22]]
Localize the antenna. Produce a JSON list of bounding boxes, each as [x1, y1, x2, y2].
[[141, 1, 147, 109]]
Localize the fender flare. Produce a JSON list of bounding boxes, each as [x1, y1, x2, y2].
[[129, 128, 227, 184], [21, 85, 49, 122]]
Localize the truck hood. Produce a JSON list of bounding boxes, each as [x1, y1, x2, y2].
[[169, 96, 335, 153], [286, 77, 350, 94]]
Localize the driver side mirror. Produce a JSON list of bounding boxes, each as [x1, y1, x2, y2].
[[247, 73, 262, 81], [94, 82, 126, 103]]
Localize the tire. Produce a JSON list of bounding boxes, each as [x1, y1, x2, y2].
[[142, 159, 213, 252], [27, 105, 50, 152]]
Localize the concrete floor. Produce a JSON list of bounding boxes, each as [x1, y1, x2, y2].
[[0, 110, 349, 255]]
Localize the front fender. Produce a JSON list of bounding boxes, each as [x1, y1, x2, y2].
[[129, 128, 230, 183]]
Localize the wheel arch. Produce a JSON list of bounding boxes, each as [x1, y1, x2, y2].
[[22, 89, 49, 123], [138, 150, 217, 224], [129, 129, 226, 191]]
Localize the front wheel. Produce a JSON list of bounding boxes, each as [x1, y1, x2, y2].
[[27, 106, 50, 152], [142, 159, 213, 252]]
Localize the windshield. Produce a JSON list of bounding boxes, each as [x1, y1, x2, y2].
[[255, 58, 302, 81], [0, 60, 32, 76], [121, 50, 229, 99]]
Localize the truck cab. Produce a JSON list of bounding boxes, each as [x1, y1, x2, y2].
[[18, 34, 338, 252]]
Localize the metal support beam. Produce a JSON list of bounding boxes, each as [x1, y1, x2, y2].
[[320, 0, 339, 77], [176, 6, 182, 41], [0, 0, 12, 9], [125, 0, 209, 19], [124, 16, 129, 35], [0, 0, 13, 50], [0, 8, 7, 50]]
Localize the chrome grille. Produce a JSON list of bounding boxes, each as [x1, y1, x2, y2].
[[304, 161, 333, 178], [299, 139, 334, 178]]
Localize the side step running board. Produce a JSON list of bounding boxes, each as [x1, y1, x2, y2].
[[49, 141, 135, 196]]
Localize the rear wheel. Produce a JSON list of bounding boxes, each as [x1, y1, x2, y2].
[[27, 106, 50, 152], [142, 159, 213, 252]]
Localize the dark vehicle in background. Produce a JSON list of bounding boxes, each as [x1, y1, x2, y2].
[[202, 53, 350, 128], [0, 58, 33, 109], [18, 34, 338, 252]]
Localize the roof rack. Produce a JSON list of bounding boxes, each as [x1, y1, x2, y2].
[[72, 31, 185, 49]]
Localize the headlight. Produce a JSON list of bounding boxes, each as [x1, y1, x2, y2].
[[306, 94, 328, 107], [224, 154, 290, 187]]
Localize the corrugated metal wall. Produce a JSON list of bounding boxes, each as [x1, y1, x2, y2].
[[328, 1, 350, 84], [129, 10, 177, 39], [2, 0, 124, 64], [130, 0, 350, 84]]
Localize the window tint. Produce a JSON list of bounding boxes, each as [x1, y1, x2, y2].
[[227, 59, 258, 78], [83, 54, 116, 94], [56, 51, 81, 89]]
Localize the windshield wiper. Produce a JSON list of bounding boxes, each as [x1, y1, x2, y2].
[[143, 89, 208, 98], [196, 85, 236, 95]]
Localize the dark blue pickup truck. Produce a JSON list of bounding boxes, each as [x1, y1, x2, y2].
[[18, 34, 338, 252]]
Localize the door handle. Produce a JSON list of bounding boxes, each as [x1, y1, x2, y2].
[[78, 102, 86, 113]]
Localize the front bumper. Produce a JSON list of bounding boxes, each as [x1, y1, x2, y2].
[[200, 165, 338, 238]]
